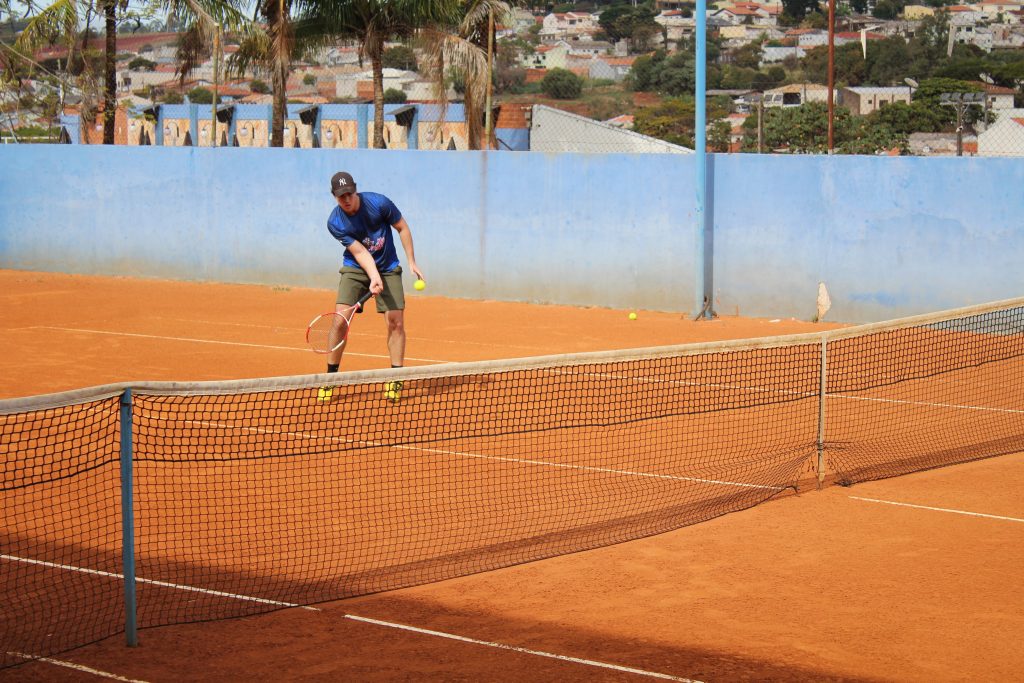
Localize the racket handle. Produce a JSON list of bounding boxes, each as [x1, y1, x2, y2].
[[356, 290, 373, 310]]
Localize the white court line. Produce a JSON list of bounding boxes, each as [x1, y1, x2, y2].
[[6, 652, 148, 682], [26, 326, 450, 364], [0, 554, 320, 611], [149, 317, 552, 353], [832, 393, 1024, 416], [185, 419, 786, 492], [849, 497, 1024, 523], [344, 614, 701, 682]]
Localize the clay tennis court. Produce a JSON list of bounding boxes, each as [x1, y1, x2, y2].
[[2, 270, 1023, 682]]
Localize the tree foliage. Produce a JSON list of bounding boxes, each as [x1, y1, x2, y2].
[[383, 45, 418, 71], [597, 3, 659, 49], [128, 56, 157, 70], [383, 87, 407, 103], [186, 86, 217, 103], [541, 67, 582, 99], [739, 102, 911, 154], [630, 50, 694, 96], [781, 0, 820, 23], [633, 97, 695, 146], [633, 96, 730, 149]]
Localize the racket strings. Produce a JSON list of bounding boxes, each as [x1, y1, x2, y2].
[[308, 314, 351, 353]]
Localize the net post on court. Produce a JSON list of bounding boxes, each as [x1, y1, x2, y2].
[[119, 388, 138, 648], [2, 297, 1024, 668]]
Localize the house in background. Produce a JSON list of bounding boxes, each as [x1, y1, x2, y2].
[[841, 86, 913, 115], [978, 109, 1024, 156], [540, 11, 599, 42], [589, 55, 637, 82], [655, 10, 696, 48], [902, 4, 936, 18], [763, 83, 832, 107], [530, 105, 692, 154], [973, 82, 1018, 111], [760, 45, 806, 64], [523, 42, 570, 70]]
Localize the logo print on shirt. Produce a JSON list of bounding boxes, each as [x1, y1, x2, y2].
[[362, 235, 386, 253]]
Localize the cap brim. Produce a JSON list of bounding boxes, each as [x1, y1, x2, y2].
[[332, 188, 356, 197]]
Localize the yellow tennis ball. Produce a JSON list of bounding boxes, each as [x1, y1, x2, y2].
[[414, 279, 426, 291], [628, 312, 637, 320]]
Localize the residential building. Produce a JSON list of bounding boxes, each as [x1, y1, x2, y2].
[[589, 55, 638, 82], [523, 42, 570, 70], [991, 23, 1024, 47], [951, 16, 995, 51], [763, 83, 832, 107], [712, 6, 776, 25], [530, 105, 692, 153], [975, 0, 1024, 21], [540, 12, 599, 41], [334, 68, 453, 102], [655, 10, 697, 44], [977, 109, 1024, 156], [785, 28, 829, 47], [506, 7, 537, 32], [565, 39, 615, 57], [902, 4, 936, 19], [946, 6, 987, 24], [841, 86, 912, 115], [760, 45, 807, 65], [720, 25, 785, 43], [973, 82, 1018, 111]]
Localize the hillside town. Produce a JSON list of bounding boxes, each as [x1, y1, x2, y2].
[[1, 0, 1022, 154]]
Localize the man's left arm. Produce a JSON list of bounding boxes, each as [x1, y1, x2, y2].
[[392, 218, 424, 281]]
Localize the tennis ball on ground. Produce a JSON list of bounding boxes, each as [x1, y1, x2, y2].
[[628, 312, 637, 320], [414, 279, 426, 291]]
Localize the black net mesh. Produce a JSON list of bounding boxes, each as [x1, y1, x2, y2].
[[3, 301, 1024, 668]]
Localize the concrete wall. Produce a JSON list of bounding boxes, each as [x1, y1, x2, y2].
[[1, 145, 1022, 323]]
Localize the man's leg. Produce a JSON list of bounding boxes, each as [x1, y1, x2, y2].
[[385, 309, 406, 368], [383, 309, 405, 402], [378, 268, 407, 402], [327, 302, 353, 368], [319, 269, 368, 402]]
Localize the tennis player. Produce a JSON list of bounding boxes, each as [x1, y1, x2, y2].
[[319, 171, 424, 402]]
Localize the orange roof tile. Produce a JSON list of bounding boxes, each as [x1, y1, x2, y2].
[[495, 103, 530, 128]]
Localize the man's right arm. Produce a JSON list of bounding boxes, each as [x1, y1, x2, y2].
[[347, 241, 384, 295]]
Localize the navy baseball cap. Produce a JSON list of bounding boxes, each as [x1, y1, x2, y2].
[[331, 171, 357, 196]]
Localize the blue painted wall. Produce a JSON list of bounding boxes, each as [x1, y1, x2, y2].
[[1, 145, 1021, 323]]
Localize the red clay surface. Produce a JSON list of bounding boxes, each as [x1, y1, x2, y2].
[[2, 270, 1023, 682]]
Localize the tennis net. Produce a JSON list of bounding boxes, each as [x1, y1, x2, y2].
[[3, 297, 1023, 668]]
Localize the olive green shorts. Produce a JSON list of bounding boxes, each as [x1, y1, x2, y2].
[[336, 266, 405, 312]]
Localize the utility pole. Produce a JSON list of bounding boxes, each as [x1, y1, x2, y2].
[[940, 92, 984, 157], [484, 7, 494, 148], [212, 23, 220, 147], [827, 0, 835, 152], [756, 95, 764, 153]]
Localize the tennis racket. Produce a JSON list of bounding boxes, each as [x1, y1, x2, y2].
[[306, 291, 373, 354]]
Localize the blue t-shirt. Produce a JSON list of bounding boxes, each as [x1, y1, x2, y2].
[[327, 192, 403, 272]]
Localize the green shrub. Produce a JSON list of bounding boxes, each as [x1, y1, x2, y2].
[[541, 68, 582, 99]]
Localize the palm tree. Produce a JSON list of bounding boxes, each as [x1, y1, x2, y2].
[[227, 0, 299, 147], [12, 0, 99, 140], [423, 0, 512, 150], [16, 0, 244, 144], [303, 0, 460, 149]]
